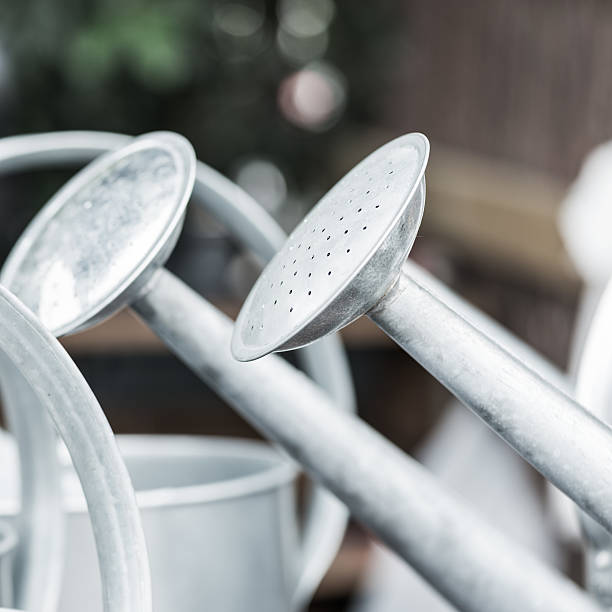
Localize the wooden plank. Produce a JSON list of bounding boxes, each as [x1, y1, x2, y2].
[[424, 144, 579, 288]]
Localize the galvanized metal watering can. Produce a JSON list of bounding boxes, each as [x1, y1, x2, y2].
[[0, 130, 356, 612], [0, 287, 151, 612], [1, 131, 610, 612], [231, 132, 612, 531], [0, 435, 320, 612]]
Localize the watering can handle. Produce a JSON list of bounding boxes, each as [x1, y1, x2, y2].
[[0, 363, 63, 612], [0, 131, 355, 611], [191, 162, 355, 610], [291, 338, 354, 609], [0, 287, 152, 612], [0, 133, 153, 612]]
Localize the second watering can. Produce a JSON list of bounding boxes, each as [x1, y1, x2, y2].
[[0, 434, 335, 612]]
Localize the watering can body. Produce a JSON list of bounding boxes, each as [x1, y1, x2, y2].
[[1, 435, 308, 612]]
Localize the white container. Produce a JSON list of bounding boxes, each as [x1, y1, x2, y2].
[[1, 435, 328, 612]]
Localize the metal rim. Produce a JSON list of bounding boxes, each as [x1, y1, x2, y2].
[[231, 132, 429, 361], [0, 132, 196, 337], [61, 436, 297, 512]]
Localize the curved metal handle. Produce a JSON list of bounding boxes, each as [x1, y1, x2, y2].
[[0, 288, 152, 612], [0, 130, 355, 610], [0, 133, 152, 612], [0, 362, 64, 612], [291, 338, 354, 609], [192, 162, 355, 609]]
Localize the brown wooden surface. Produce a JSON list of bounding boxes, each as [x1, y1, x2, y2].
[[424, 144, 578, 289], [384, 0, 612, 181]]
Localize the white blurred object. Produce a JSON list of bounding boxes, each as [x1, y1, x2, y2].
[[559, 140, 612, 378], [277, 62, 346, 132], [559, 142, 612, 287], [235, 159, 287, 215], [352, 401, 561, 612], [276, 0, 335, 64], [548, 140, 612, 545]]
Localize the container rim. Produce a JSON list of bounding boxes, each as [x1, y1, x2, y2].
[[63, 435, 299, 512]]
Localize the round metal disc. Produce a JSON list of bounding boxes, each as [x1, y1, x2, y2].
[[232, 133, 429, 361], [1, 132, 195, 335]]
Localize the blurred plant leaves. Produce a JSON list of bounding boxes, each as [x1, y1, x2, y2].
[[0, 0, 401, 191], [66, 9, 192, 90]]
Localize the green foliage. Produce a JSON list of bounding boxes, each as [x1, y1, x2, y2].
[[0, 0, 401, 185]]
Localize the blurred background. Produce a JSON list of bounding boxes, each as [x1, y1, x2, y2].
[[1, 1, 611, 609]]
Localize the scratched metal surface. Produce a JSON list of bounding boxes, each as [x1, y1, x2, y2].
[[233, 133, 428, 360], [1, 134, 193, 336]]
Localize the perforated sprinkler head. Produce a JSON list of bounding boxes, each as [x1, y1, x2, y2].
[[232, 133, 429, 361]]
